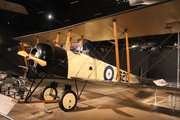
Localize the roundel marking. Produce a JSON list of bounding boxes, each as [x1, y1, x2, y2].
[[104, 66, 114, 81]]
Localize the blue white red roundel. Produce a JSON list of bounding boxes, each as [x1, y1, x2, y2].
[[104, 66, 114, 81]]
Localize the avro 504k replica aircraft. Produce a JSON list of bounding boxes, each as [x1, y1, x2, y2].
[[14, 0, 180, 112]]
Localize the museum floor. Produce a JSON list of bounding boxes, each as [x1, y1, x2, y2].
[[1, 79, 180, 120]]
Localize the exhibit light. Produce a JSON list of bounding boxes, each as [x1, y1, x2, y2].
[[131, 44, 138, 48], [131, 45, 137, 48], [47, 13, 66, 27], [38, 11, 44, 14], [48, 14, 54, 19], [70, 0, 79, 4], [64, 19, 69, 22], [94, 13, 102, 16]]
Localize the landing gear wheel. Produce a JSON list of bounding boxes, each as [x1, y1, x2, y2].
[[40, 85, 58, 100], [59, 90, 77, 112]]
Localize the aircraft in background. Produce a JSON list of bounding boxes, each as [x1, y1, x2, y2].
[[0, 0, 28, 15], [128, 0, 168, 6], [129, 42, 154, 50], [166, 42, 178, 49], [13, 0, 180, 112]]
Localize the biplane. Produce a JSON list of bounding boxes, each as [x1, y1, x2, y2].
[[13, 0, 180, 112]]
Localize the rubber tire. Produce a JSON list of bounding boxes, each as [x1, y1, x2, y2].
[[59, 90, 77, 112], [40, 85, 58, 100]]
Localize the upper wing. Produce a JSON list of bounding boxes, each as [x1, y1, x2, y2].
[[14, 0, 180, 46]]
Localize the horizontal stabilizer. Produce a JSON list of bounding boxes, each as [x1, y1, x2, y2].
[[137, 77, 156, 85], [137, 77, 168, 86]]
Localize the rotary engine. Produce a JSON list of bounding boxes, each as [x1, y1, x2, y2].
[[29, 43, 68, 78], [0, 71, 28, 99]]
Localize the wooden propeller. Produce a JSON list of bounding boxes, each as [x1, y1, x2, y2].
[[18, 51, 47, 66]]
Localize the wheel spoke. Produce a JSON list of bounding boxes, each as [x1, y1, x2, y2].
[[44, 88, 55, 99], [40, 85, 58, 100]]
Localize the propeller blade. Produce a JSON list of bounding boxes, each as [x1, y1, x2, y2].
[[17, 50, 28, 57], [29, 55, 47, 66], [18, 50, 47, 66]]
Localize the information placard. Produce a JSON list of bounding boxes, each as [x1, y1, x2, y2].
[[0, 94, 18, 115], [153, 79, 168, 86]]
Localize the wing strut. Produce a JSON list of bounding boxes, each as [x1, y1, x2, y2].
[[125, 30, 131, 84], [78, 36, 83, 54], [20, 41, 28, 67], [55, 32, 60, 47], [113, 20, 120, 81], [36, 36, 40, 44], [66, 30, 72, 50]]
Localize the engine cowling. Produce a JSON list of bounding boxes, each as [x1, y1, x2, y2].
[[30, 43, 68, 78]]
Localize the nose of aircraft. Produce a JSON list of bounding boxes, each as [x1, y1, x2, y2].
[[28, 43, 68, 78]]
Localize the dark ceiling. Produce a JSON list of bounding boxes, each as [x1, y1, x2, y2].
[[0, 0, 138, 49], [0, 0, 177, 50], [0, 0, 134, 35]]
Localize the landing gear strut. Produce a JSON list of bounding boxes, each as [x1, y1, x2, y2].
[[26, 74, 87, 112]]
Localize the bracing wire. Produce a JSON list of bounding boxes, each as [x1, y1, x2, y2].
[[142, 49, 174, 77]]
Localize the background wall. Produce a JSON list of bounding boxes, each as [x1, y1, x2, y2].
[[91, 49, 177, 82], [0, 51, 24, 75], [147, 49, 177, 82]]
